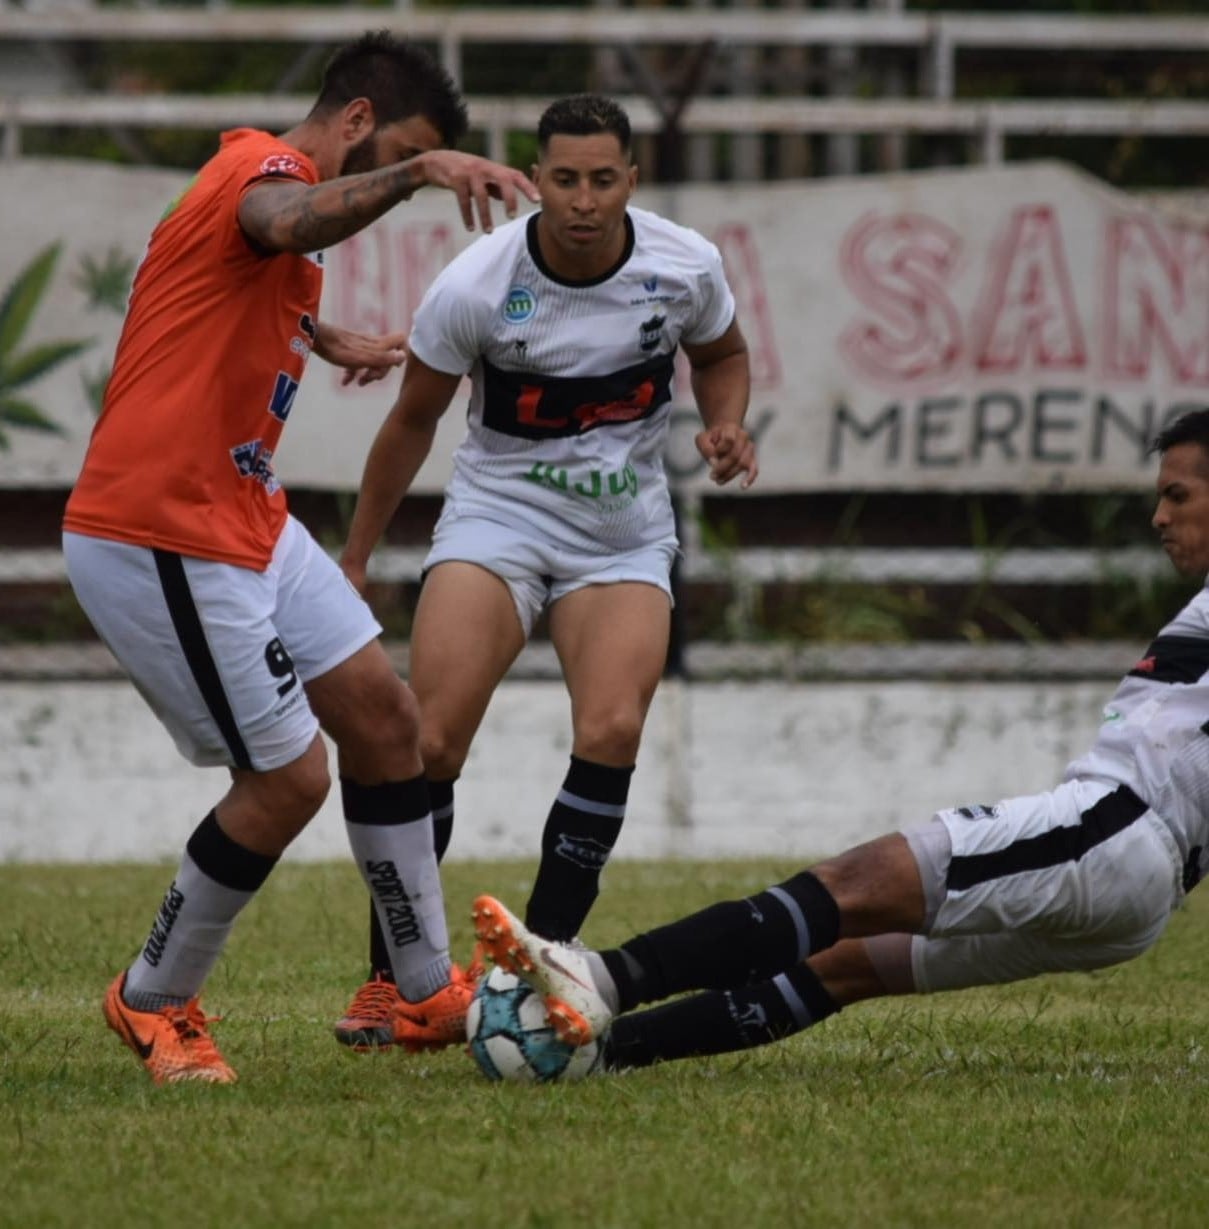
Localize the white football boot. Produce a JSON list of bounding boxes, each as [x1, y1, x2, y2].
[[471, 894, 614, 1046]]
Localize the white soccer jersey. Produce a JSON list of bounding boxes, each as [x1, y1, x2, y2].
[[1066, 581, 1209, 879], [408, 206, 736, 551]]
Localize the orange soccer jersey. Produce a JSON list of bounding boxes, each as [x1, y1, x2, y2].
[[64, 129, 324, 570]]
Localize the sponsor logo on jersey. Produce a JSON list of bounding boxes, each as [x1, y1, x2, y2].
[[267, 371, 300, 423], [292, 313, 317, 359], [481, 353, 674, 441], [258, 152, 307, 178], [630, 272, 675, 306], [522, 461, 639, 507], [503, 285, 537, 324], [639, 313, 665, 352], [1128, 634, 1209, 684], [230, 438, 280, 493]]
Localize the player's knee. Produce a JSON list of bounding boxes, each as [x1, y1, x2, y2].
[[573, 707, 644, 763], [419, 725, 470, 780], [281, 739, 332, 816], [814, 834, 926, 935], [350, 677, 422, 757]]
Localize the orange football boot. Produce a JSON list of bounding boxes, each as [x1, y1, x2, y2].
[[103, 971, 236, 1085]]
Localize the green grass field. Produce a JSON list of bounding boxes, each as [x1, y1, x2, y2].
[[4, 858, 1209, 1228]]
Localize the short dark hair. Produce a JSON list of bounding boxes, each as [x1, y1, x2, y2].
[[311, 31, 468, 147], [1154, 409, 1209, 456], [537, 94, 632, 156]]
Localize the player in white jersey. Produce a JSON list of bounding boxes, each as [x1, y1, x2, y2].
[[471, 408, 1209, 1070], [334, 94, 757, 1049]]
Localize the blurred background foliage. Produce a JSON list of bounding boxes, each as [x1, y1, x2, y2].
[[16, 0, 1208, 187]]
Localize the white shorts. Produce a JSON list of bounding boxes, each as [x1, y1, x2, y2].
[[63, 517, 381, 772], [905, 779, 1184, 993], [424, 505, 676, 637]]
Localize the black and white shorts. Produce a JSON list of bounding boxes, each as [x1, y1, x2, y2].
[[63, 517, 381, 772], [905, 778, 1184, 993], [424, 503, 676, 637]]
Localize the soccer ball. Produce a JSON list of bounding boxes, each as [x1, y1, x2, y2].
[[466, 965, 601, 1083]]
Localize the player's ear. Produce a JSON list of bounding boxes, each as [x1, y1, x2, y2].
[[341, 97, 376, 140], [627, 163, 638, 193]]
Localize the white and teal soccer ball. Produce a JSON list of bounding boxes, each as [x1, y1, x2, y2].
[[466, 965, 601, 1083]]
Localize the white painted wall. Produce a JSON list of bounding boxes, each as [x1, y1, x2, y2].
[[1, 678, 1109, 864]]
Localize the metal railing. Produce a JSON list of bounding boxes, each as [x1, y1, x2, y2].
[[3, 6, 1209, 165], [6, 91, 1209, 165]]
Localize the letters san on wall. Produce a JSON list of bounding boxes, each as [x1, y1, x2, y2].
[[2, 158, 1204, 494]]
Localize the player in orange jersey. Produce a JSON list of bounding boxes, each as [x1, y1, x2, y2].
[[63, 31, 537, 1085]]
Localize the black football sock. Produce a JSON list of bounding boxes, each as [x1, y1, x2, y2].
[[599, 870, 840, 1011], [429, 778, 455, 863], [602, 964, 840, 1070], [367, 778, 455, 980], [525, 756, 632, 940]]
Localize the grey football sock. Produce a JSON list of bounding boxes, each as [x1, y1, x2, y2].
[[584, 950, 622, 1015]]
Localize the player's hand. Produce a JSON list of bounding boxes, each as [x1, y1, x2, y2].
[[314, 324, 408, 387], [695, 423, 759, 489], [411, 150, 539, 233]]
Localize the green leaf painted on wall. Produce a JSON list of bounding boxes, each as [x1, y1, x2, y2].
[[0, 243, 94, 451], [3, 340, 93, 392], [0, 396, 64, 450]]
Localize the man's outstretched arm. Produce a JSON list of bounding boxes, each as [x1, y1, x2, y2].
[[239, 150, 538, 253]]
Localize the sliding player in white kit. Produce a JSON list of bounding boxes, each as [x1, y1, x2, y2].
[[473, 409, 1209, 1070], [334, 94, 757, 1049]]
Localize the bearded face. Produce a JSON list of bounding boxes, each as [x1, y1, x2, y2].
[[339, 131, 380, 177]]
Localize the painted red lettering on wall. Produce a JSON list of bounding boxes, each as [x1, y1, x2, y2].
[[1104, 215, 1209, 385], [331, 220, 457, 388], [840, 203, 1209, 392], [971, 205, 1086, 374], [839, 212, 963, 386], [714, 224, 783, 390]]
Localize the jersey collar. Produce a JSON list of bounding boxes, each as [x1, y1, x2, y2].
[[526, 211, 635, 288]]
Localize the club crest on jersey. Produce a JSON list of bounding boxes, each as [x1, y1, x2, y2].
[[503, 286, 537, 324], [258, 153, 306, 178], [639, 313, 665, 352]]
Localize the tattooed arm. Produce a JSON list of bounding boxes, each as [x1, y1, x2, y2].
[[238, 150, 538, 254]]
